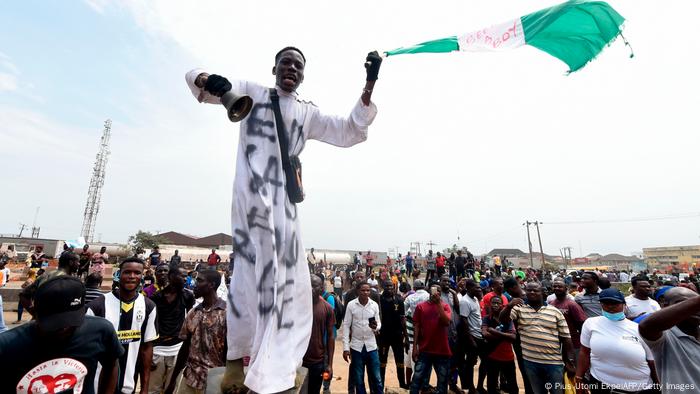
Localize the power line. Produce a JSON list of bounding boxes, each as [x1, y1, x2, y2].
[[543, 212, 700, 225]]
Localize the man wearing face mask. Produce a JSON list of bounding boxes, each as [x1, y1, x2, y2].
[[186, 47, 381, 393], [576, 288, 659, 393]]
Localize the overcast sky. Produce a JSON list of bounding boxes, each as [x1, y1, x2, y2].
[[2, 0, 699, 257]]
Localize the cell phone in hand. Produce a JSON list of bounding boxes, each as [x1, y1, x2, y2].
[[368, 317, 376, 325], [430, 287, 438, 295]]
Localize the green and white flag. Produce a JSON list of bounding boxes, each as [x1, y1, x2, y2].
[[384, 0, 627, 73]]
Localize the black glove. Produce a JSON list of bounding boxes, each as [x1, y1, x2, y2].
[[365, 51, 382, 81], [204, 74, 232, 97]]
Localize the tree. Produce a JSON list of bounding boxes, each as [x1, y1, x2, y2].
[[127, 230, 165, 256]]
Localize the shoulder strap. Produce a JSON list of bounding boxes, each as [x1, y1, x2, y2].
[[269, 88, 291, 168]]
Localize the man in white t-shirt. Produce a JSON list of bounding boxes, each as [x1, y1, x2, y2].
[[625, 276, 660, 319], [332, 271, 343, 294]]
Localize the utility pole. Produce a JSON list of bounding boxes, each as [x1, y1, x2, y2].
[[560, 246, 573, 270], [81, 119, 112, 243], [534, 221, 545, 269], [18, 223, 27, 238], [524, 221, 534, 267], [426, 240, 437, 252]]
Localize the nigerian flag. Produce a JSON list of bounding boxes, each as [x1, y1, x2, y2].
[[384, 0, 626, 73]]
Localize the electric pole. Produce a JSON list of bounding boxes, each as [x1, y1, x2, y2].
[[18, 223, 27, 238], [426, 240, 437, 252], [524, 221, 534, 267], [81, 119, 112, 243], [534, 221, 545, 269]]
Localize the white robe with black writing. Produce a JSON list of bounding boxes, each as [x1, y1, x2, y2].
[[186, 70, 377, 393]]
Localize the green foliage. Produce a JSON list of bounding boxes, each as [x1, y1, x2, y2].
[[127, 230, 165, 255]]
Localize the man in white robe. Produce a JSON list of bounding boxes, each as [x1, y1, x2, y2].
[[185, 47, 381, 393]]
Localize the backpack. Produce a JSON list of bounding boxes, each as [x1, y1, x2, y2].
[[324, 292, 345, 330]]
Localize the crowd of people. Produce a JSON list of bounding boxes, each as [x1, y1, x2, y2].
[[1, 246, 699, 394], [309, 250, 700, 394]]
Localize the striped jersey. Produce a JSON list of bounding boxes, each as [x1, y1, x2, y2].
[[510, 304, 570, 365], [404, 289, 430, 344], [87, 291, 158, 393]]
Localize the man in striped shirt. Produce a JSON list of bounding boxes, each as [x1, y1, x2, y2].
[[403, 279, 429, 385], [500, 282, 574, 394]]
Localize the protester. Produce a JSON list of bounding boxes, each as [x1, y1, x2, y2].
[[13, 269, 36, 323], [0, 260, 9, 332], [332, 270, 343, 295], [405, 252, 414, 277], [500, 282, 574, 394], [575, 271, 602, 318], [84, 272, 105, 305], [91, 246, 109, 275], [0, 276, 123, 394], [454, 250, 467, 279], [459, 279, 487, 393], [301, 275, 336, 394], [343, 281, 382, 394], [149, 265, 195, 394], [166, 270, 227, 394], [481, 277, 508, 317], [30, 245, 47, 269], [378, 281, 408, 389], [404, 279, 430, 386], [482, 296, 518, 394], [548, 279, 586, 360], [20, 251, 80, 317], [170, 249, 182, 267], [436, 252, 446, 277], [639, 287, 700, 394], [411, 284, 452, 394], [426, 250, 437, 283], [625, 276, 661, 320], [576, 288, 657, 393], [438, 274, 463, 393], [149, 247, 162, 267], [144, 263, 169, 298], [206, 249, 220, 269], [87, 257, 158, 394], [78, 244, 92, 278]]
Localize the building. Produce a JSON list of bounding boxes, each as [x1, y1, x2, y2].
[[159, 231, 233, 249], [643, 245, 700, 273]]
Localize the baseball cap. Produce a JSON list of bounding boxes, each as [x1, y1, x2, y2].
[[34, 276, 86, 332], [599, 288, 625, 304], [413, 279, 425, 289]]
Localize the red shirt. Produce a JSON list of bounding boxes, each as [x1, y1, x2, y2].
[[413, 301, 452, 356], [435, 256, 446, 268], [207, 253, 221, 266], [481, 316, 515, 361], [480, 292, 508, 317], [548, 297, 587, 348]]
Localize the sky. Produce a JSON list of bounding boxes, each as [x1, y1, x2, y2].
[[1, 0, 699, 257]]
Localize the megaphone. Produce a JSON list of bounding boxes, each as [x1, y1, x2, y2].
[[221, 90, 253, 122]]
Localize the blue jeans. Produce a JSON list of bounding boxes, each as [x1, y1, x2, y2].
[[350, 347, 383, 394], [411, 353, 450, 394], [522, 360, 563, 394]]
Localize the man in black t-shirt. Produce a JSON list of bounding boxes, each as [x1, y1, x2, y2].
[[149, 247, 162, 267], [149, 266, 195, 393], [378, 281, 408, 389], [0, 276, 123, 394]]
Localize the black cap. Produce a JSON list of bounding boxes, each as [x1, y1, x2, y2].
[[34, 275, 86, 331]]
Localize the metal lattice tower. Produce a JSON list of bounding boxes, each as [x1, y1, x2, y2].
[[81, 119, 112, 242]]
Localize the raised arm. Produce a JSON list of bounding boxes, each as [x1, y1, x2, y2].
[[306, 52, 381, 147], [639, 294, 700, 341]]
